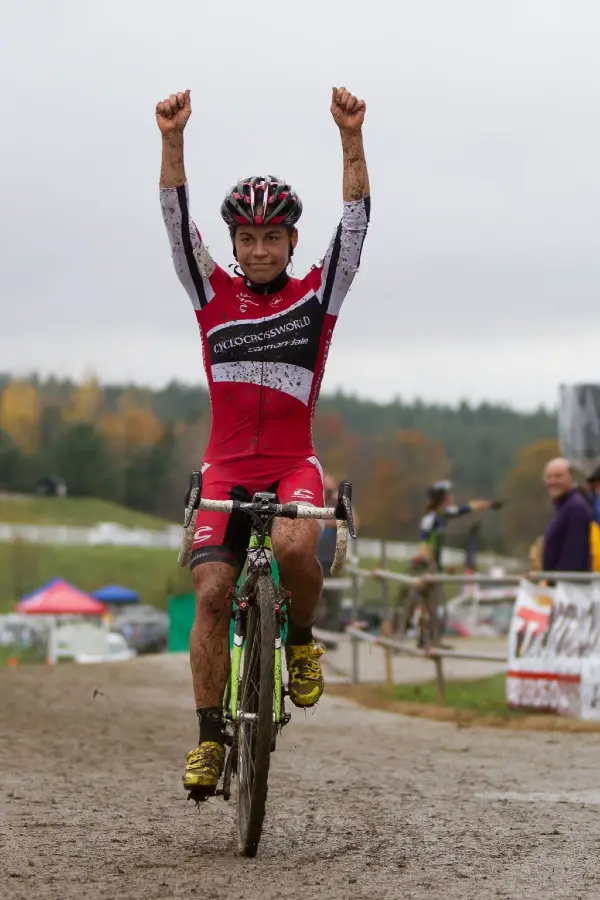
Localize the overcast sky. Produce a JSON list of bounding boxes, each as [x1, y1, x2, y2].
[[2, 0, 600, 410]]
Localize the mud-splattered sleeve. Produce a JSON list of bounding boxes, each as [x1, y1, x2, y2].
[[160, 183, 230, 309], [311, 197, 370, 317]]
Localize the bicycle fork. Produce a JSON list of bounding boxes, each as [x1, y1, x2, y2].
[[225, 597, 290, 730]]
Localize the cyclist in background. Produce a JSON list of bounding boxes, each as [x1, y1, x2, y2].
[[407, 481, 503, 646], [415, 480, 503, 570]]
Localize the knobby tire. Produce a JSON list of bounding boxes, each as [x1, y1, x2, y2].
[[237, 573, 276, 857]]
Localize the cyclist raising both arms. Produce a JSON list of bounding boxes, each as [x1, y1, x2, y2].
[[157, 87, 370, 794]]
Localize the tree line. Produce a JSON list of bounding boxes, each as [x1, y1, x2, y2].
[[0, 374, 559, 555]]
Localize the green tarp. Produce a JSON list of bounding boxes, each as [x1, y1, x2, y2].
[[168, 560, 282, 653], [168, 592, 196, 653]]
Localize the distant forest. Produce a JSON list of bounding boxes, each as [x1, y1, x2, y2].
[[0, 374, 559, 555]]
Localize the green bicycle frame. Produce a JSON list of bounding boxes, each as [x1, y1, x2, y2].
[[225, 533, 287, 726]]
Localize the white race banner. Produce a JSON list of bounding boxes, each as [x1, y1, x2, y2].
[[507, 579, 600, 719]]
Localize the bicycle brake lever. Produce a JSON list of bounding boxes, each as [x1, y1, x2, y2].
[[334, 480, 357, 540], [183, 470, 203, 528]]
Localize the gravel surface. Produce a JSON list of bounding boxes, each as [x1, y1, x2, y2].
[[2, 654, 600, 899]]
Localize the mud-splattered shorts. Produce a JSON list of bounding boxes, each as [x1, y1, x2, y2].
[[189, 455, 325, 572]]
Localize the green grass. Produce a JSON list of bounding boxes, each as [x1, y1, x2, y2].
[[382, 674, 523, 718], [0, 542, 192, 613], [0, 645, 46, 666], [0, 495, 190, 614], [0, 494, 174, 530]]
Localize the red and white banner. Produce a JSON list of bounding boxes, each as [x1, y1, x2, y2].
[[507, 580, 600, 719]]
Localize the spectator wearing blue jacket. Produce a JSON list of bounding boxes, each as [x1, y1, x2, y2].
[[542, 458, 592, 573]]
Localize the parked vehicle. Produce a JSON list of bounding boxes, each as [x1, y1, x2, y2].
[[111, 605, 168, 654]]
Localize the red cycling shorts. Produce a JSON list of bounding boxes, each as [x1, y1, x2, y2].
[[189, 455, 325, 572]]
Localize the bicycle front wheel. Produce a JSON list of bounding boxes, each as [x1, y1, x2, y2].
[[237, 573, 276, 857]]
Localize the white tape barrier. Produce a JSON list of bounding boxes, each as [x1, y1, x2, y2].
[[0, 522, 520, 569]]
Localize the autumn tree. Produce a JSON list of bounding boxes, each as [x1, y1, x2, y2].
[[359, 429, 451, 539], [123, 407, 163, 448], [63, 374, 103, 425], [99, 390, 163, 460], [0, 380, 39, 453], [503, 437, 560, 554], [313, 411, 358, 480]]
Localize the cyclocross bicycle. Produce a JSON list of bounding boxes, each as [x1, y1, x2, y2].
[[178, 471, 356, 857], [403, 561, 446, 651]]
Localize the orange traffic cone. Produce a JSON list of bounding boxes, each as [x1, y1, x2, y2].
[[7, 656, 18, 667]]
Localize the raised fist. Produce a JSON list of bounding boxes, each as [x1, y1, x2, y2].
[[156, 90, 192, 136], [331, 87, 366, 133]]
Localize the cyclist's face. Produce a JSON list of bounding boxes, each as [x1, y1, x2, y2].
[[235, 226, 298, 283]]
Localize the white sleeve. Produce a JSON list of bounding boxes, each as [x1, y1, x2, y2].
[[160, 183, 227, 310], [315, 197, 370, 317]]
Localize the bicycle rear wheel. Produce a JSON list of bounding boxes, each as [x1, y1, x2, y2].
[[237, 573, 276, 857]]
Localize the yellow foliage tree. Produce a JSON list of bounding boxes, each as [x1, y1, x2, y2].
[[122, 407, 164, 448], [0, 380, 39, 452], [63, 374, 103, 425], [117, 389, 155, 414], [98, 411, 126, 454], [99, 392, 163, 457]]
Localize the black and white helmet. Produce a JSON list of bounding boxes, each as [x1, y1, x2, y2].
[[220, 176, 303, 229], [427, 479, 452, 503]]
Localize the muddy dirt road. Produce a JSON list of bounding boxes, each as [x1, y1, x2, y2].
[[1, 655, 599, 899]]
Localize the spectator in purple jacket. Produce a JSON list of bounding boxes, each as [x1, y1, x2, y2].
[[542, 458, 592, 573]]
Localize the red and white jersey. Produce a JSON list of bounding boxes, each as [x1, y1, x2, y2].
[[161, 183, 370, 465]]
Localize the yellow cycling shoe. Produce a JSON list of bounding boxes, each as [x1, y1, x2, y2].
[[183, 741, 225, 794], [286, 642, 324, 708]]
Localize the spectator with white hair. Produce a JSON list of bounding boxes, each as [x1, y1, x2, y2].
[[542, 457, 592, 573]]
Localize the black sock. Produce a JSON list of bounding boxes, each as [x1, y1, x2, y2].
[[286, 622, 314, 646], [196, 707, 224, 744]]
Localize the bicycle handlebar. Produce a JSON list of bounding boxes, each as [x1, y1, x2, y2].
[[178, 499, 349, 576], [195, 498, 338, 518]]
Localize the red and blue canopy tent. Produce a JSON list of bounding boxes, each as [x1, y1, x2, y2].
[[16, 579, 107, 616]]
